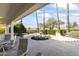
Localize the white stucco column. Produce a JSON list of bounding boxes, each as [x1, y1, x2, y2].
[[5, 24, 10, 34], [11, 22, 14, 40], [5, 25, 7, 34], [10, 22, 16, 47]]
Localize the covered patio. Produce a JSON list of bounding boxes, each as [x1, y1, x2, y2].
[[0, 3, 47, 40], [0, 3, 48, 56], [0, 3, 79, 56]]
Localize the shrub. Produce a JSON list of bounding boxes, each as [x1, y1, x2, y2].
[[60, 29, 67, 36], [66, 31, 79, 39], [0, 28, 5, 34], [42, 30, 48, 34], [40, 29, 67, 35], [27, 30, 37, 33], [41, 29, 56, 35], [14, 23, 26, 36]]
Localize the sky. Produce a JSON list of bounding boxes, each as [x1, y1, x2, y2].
[[18, 3, 79, 29]]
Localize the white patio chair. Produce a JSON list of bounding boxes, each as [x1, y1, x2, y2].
[[2, 36, 29, 56], [0, 34, 16, 56], [15, 38, 29, 56], [0, 35, 29, 56]]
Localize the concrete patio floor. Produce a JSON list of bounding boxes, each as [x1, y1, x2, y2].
[[1, 34, 79, 56], [24, 34, 79, 56]]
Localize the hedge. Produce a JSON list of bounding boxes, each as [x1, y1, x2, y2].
[[0, 28, 5, 34], [40, 29, 67, 35], [60, 30, 67, 36], [66, 31, 79, 39]]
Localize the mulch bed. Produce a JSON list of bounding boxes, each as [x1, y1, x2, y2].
[[31, 36, 48, 40]]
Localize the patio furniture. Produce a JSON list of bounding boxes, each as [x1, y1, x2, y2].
[[16, 38, 29, 56], [0, 42, 8, 56], [2, 37, 29, 56], [0, 34, 15, 56], [0, 34, 29, 56], [3, 34, 14, 49]]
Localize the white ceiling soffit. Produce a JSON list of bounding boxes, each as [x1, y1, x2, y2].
[[0, 3, 48, 25], [0, 3, 34, 24], [10, 3, 48, 24]]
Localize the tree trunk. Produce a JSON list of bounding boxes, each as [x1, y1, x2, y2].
[[56, 3, 60, 31], [43, 9, 46, 34], [67, 3, 70, 32], [36, 11, 39, 33]]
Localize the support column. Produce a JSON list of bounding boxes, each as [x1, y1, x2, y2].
[[10, 22, 16, 47], [5, 24, 10, 34], [11, 22, 14, 40]]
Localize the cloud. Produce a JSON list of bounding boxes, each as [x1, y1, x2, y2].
[[50, 3, 78, 10], [57, 3, 67, 9], [53, 13, 66, 18], [36, 12, 52, 24], [69, 4, 78, 10], [37, 12, 52, 18], [45, 13, 51, 18], [37, 9, 43, 13], [71, 13, 79, 17], [59, 13, 66, 17]]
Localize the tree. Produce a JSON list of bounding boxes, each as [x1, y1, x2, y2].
[[73, 22, 78, 28], [56, 3, 60, 30], [27, 27, 31, 33], [46, 18, 64, 29], [39, 18, 64, 30], [68, 23, 73, 28], [46, 18, 56, 29], [14, 22, 26, 36], [36, 11, 39, 33], [46, 18, 54, 27], [39, 23, 48, 30], [67, 3, 70, 32], [67, 22, 78, 28], [43, 8, 46, 34]]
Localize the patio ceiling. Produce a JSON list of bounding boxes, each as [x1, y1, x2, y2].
[[0, 3, 47, 25]]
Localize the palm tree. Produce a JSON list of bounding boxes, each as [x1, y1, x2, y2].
[[67, 3, 70, 32], [56, 3, 60, 31], [36, 11, 39, 33], [21, 18, 22, 24], [43, 8, 46, 34]]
